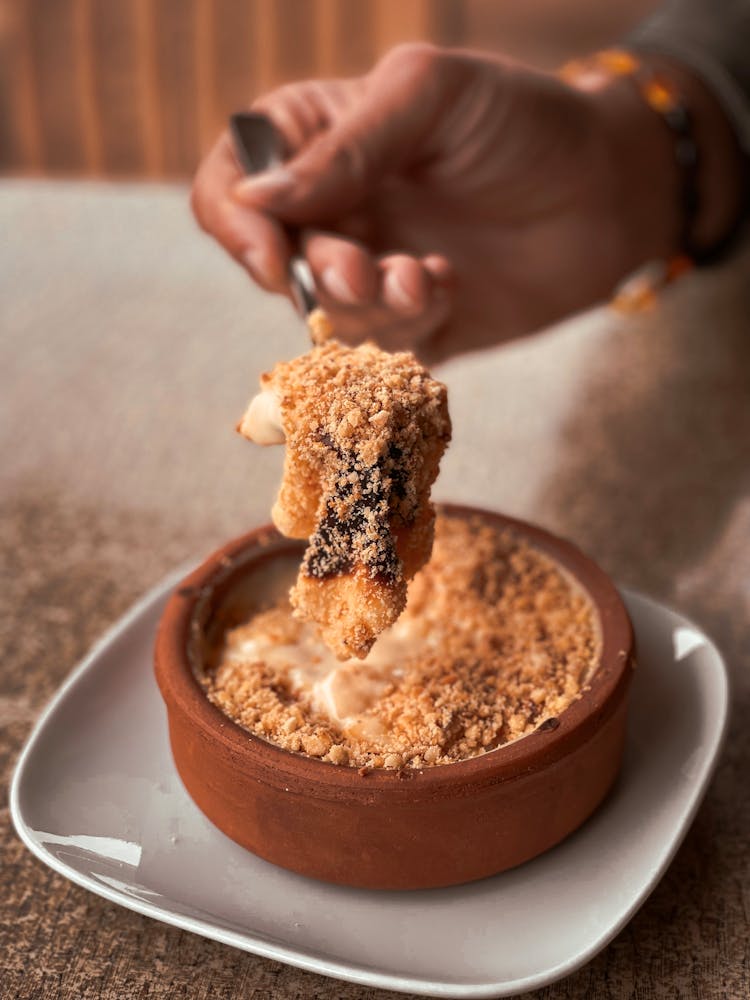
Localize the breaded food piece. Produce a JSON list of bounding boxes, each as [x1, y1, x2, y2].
[[239, 341, 451, 658]]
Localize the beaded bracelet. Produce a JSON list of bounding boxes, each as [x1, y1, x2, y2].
[[560, 48, 699, 313]]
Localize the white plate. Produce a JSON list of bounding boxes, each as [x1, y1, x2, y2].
[[11, 575, 728, 999]]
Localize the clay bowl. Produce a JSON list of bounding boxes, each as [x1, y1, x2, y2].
[[154, 504, 635, 890]]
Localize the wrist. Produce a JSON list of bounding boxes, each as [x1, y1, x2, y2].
[[642, 55, 746, 256], [589, 74, 682, 268], [579, 52, 746, 270]]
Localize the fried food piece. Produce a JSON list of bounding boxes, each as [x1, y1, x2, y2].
[[238, 341, 451, 658]]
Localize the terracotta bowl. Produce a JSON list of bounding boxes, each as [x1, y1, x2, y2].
[[154, 505, 635, 890]]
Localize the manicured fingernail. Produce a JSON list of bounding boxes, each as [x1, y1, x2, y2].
[[233, 168, 295, 202], [384, 269, 420, 314], [321, 266, 363, 305]]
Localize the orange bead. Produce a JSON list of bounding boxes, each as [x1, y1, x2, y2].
[[643, 78, 678, 113], [597, 49, 640, 76]]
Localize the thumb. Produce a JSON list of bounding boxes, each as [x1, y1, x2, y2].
[[233, 45, 445, 225]]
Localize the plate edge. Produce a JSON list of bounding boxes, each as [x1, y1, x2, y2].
[[8, 579, 731, 1000]]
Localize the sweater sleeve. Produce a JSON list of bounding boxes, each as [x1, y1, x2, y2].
[[627, 0, 750, 153]]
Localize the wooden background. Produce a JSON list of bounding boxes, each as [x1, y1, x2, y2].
[[0, 0, 655, 179]]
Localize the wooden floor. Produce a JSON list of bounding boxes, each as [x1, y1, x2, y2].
[[0, 0, 656, 179]]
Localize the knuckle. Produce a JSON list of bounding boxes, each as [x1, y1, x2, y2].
[[379, 42, 440, 80], [333, 140, 370, 185], [252, 80, 301, 111]]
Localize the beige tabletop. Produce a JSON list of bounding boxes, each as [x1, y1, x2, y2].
[[1, 180, 748, 999]]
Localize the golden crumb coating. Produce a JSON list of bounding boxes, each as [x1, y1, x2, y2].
[[256, 341, 451, 658]]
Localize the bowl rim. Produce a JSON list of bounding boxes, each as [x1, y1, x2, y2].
[[155, 504, 634, 802]]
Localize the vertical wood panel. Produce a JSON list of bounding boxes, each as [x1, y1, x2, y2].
[[252, 0, 276, 96], [73, 0, 102, 174], [1, 0, 655, 179], [271, 0, 317, 84], [313, 0, 338, 78], [330, 0, 376, 77], [209, 0, 258, 123], [133, 0, 164, 175], [153, 0, 201, 177], [312, 0, 376, 78], [89, 0, 146, 174], [26, 0, 87, 172], [0, 0, 42, 171], [194, 0, 216, 156]]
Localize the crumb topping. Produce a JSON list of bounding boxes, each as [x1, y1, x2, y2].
[[260, 341, 451, 659], [202, 514, 600, 770]]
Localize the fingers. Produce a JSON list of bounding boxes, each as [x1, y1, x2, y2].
[[306, 246, 453, 354], [191, 131, 292, 292], [191, 80, 368, 294], [233, 44, 448, 225], [380, 254, 433, 315], [191, 52, 456, 334], [303, 232, 378, 306], [235, 213, 291, 292], [375, 254, 453, 352], [190, 128, 454, 317], [251, 80, 336, 156]]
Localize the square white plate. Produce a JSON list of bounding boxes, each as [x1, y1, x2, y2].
[[11, 575, 728, 998]]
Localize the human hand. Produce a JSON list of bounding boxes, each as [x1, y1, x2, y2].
[[191, 43, 736, 362]]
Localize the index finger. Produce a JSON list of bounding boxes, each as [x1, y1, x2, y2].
[[191, 131, 292, 292]]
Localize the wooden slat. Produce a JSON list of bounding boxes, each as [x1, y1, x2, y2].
[[89, 0, 147, 175], [269, 0, 317, 86], [193, 0, 216, 157], [3, 0, 658, 179], [0, 0, 42, 172], [133, 0, 164, 176], [72, 0, 102, 174], [208, 0, 258, 126], [313, 0, 338, 78], [251, 0, 276, 96], [328, 0, 376, 77], [25, 0, 87, 173], [312, 0, 377, 79], [153, 0, 201, 177]]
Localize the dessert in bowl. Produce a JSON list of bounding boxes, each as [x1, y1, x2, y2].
[[154, 504, 634, 890], [156, 337, 633, 888]]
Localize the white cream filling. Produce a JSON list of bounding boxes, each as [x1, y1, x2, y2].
[[238, 389, 285, 446], [224, 617, 431, 739]]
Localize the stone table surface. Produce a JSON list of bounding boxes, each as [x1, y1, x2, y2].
[[1, 181, 748, 999]]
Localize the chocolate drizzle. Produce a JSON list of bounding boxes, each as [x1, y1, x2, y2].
[[302, 448, 401, 583]]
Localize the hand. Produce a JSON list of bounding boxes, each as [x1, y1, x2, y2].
[[191, 43, 733, 362]]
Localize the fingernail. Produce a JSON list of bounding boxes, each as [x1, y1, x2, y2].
[[233, 168, 295, 202], [384, 269, 420, 314], [322, 266, 363, 305]]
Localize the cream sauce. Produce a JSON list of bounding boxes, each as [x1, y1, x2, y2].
[[224, 616, 433, 738], [238, 389, 285, 445]]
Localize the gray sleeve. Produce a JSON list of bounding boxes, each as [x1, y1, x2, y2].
[[627, 0, 750, 153]]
